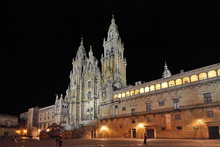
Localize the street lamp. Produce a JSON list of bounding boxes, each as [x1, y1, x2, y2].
[[138, 123, 144, 128]]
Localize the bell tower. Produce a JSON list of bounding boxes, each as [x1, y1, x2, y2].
[[101, 15, 127, 89]]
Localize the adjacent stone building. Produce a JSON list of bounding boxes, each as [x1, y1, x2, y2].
[[20, 15, 220, 139]]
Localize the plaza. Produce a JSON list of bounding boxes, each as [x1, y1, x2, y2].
[[1, 138, 220, 147]]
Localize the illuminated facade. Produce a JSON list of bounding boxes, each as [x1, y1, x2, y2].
[[21, 16, 220, 139]]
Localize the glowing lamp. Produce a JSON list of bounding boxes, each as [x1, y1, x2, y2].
[[100, 126, 108, 131], [138, 123, 144, 128]]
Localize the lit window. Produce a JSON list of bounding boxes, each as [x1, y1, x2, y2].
[[130, 91, 134, 96], [218, 69, 220, 76], [135, 89, 139, 95], [145, 87, 149, 92], [208, 70, 217, 78], [150, 85, 155, 91], [191, 75, 198, 82], [199, 73, 207, 80], [161, 82, 168, 89], [118, 93, 122, 99], [114, 95, 118, 99], [140, 88, 144, 93], [122, 93, 126, 98], [126, 91, 130, 97], [155, 84, 161, 90], [182, 77, 190, 84], [176, 79, 182, 86], [169, 80, 175, 87]]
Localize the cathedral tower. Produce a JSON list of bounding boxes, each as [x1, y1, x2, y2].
[[101, 15, 127, 89]]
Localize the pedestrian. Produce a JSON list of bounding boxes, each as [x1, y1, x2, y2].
[[143, 133, 147, 144], [58, 135, 63, 147], [55, 136, 59, 146]]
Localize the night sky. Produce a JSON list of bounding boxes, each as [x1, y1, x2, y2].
[[5, 0, 220, 116]]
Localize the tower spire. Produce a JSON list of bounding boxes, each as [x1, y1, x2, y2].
[[162, 61, 172, 78]]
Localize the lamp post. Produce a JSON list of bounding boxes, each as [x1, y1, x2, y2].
[[198, 119, 203, 138]]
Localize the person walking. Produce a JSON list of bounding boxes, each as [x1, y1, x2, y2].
[[58, 135, 63, 147], [143, 133, 147, 144]]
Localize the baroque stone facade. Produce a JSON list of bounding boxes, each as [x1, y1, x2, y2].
[[21, 16, 220, 139]]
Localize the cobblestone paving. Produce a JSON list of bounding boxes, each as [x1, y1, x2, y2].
[[1, 137, 220, 147]]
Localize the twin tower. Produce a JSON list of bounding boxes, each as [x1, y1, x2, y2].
[[54, 16, 127, 127]]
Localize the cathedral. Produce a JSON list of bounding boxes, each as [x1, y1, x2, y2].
[[21, 15, 220, 139], [53, 15, 127, 128]]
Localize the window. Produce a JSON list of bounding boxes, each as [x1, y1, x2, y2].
[[131, 108, 136, 116], [158, 100, 165, 106], [160, 127, 165, 131], [183, 77, 190, 84], [131, 119, 136, 124], [176, 79, 182, 86], [203, 92, 212, 104], [176, 126, 182, 130], [88, 91, 92, 99], [173, 98, 180, 109], [199, 73, 207, 80], [206, 110, 214, 117], [114, 95, 118, 99], [155, 84, 161, 90], [147, 117, 153, 122], [146, 102, 152, 112], [140, 88, 144, 93], [208, 70, 217, 78], [130, 91, 134, 96], [122, 107, 126, 111], [118, 93, 122, 98], [135, 89, 139, 95], [115, 105, 118, 109], [169, 80, 175, 87], [88, 81, 91, 88], [122, 93, 126, 98], [191, 75, 198, 82], [161, 82, 168, 89], [175, 114, 181, 120], [145, 87, 149, 92], [150, 85, 155, 91], [126, 91, 130, 97]]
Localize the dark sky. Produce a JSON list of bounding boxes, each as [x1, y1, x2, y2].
[[5, 0, 220, 116]]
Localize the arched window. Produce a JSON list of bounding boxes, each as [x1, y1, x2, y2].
[[183, 77, 190, 84], [199, 72, 207, 80], [118, 93, 122, 98], [161, 82, 168, 89], [88, 81, 91, 88], [150, 85, 155, 91], [122, 93, 126, 98], [208, 70, 217, 78], [87, 91, 92, 99], [217, 69, 220, 76], [156, 84, 161, 90], [145, 87, 149, 92], [169, 80, 175, 87], [140, 88, 144, 94], [135, 89, 139, 95], [191, 75, 198, 82], [176, 79, 182, 86], [126, 91, 130, 97], [114, 95, 118, 99], [130, 91, 134, 96]]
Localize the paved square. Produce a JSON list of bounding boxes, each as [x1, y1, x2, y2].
[[1, 138, 220, 147]]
